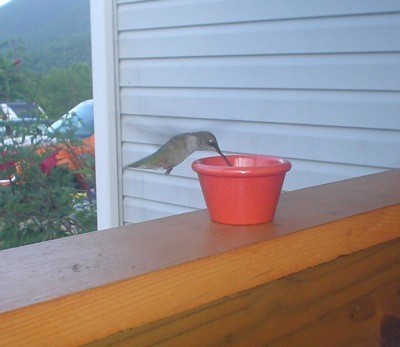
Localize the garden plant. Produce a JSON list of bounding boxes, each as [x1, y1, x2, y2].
[[0, 120, 97, 250]]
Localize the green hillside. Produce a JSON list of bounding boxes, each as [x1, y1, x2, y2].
[[0, 0, 91, 72]]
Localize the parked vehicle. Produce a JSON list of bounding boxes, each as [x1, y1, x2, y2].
[[0, 101, 47, 137], [0, 99, 94, 188]]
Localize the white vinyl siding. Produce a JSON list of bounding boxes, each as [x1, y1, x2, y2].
[[115, 0, 400, 224]]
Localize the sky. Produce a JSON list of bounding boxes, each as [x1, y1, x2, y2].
[[0, 0, 11, 6]]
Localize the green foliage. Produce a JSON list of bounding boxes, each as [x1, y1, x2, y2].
[[36, 63, 93, 119], [27, 33, 92, 73], [0, 120, 96, 250], [0, 51, 27, 101], [0, 38, 95, 250], [1, 41, 93, 119]]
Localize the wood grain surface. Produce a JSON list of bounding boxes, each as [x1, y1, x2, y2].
[[0, 170, 399, 346], [89, 238, 400, 347]]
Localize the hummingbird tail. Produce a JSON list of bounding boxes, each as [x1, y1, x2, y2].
[[127, 154, 167, 172], [127, 157, 150, 169]]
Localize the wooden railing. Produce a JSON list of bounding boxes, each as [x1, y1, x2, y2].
[[0, 170, 399, 346]]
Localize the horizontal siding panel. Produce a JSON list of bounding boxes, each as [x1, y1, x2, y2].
[[285, 160, 385, 190], [121, 116, 400, 168], [118, 0, 146, 4], [123, 196, 196, 224], [122, 161, 384, 223], [117, 0, 400, 31], [122, 152, 386, 225], [120, 115, 228, 147], [122, 141, 385, 179], [119, 54, 400, 91], [123, 170, 205, 208], [121, 132, 387, 221], [116, 1, 400, 224], [119, 14, 400, 58], [121, 141, 385, 196], [120, 88, 400, 130]]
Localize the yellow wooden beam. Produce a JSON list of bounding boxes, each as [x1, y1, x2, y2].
[[88, 238, 400, 346]]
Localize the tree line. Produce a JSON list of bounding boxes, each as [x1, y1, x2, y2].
[[0, 42, 92, 119]]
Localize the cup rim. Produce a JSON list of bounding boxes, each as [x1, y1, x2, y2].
[[192, 154, 292, 177]]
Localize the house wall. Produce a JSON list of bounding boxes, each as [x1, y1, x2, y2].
[[97, 0, 400, 225]]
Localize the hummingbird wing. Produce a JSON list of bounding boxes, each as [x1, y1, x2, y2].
[[127, 133, 193, 174]]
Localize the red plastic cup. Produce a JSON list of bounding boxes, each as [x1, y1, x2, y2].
[[192, 155, 292, 225]]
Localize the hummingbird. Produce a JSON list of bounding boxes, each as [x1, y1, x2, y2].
[[127, 131, 232, 174]]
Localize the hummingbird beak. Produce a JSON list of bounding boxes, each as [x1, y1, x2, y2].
[[213, 144, 232, 166]]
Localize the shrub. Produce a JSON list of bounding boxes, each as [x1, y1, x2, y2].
[[0, 120, 96, 250]]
